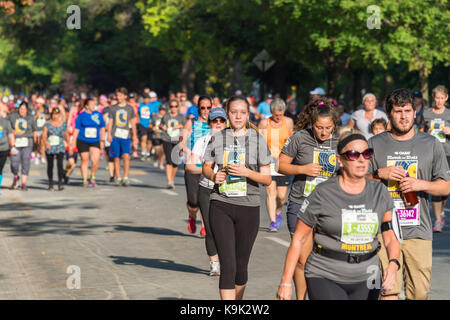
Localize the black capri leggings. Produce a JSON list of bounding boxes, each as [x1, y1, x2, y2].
[[209, 200, 260, 290], [198, 186, 217, 257], [162, 141, 178, 167], [306, 277, 381, 300], [0, 150, 8, 175], [184, 171, 200, 208], [46, 153, 65, 185]]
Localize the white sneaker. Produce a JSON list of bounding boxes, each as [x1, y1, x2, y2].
[[35, 157, 40, 165], [153, 161, 158, 168], [209, 261, 220, 276], [160, 164, 165, 170], [41, 157, 46, 164]]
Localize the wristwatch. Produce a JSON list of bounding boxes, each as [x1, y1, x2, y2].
[[389, 259, 401, 271], [373, 169, 380, 179]]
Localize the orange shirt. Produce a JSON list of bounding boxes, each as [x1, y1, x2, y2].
[[266, 116, 290, 158]]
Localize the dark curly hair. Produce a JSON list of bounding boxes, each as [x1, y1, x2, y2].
[[385, 88, 414, 115], [295, 97, 339, 132]]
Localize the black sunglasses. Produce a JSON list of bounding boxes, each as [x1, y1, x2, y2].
[[200, 106, 212, 110], [211, 118, 226, 124], [340, 148, 374, 161]]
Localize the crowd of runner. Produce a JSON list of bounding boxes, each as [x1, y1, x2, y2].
[[0, 84, 449, 300]]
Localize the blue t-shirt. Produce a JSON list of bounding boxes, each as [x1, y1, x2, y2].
[[257, 101, 272, 119], [139, 101, 161, 127], [340, 112, 351, 126], [75, 111, 106, 143], [186, 106, 199, 120]]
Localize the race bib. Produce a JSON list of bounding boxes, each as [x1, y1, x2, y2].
[[48, 135, 60, 146], [141, 108, 150, 119], [15, 137, 29, 148], [115, 128, 129, 139], [167, 127, 180, 139], [394, 199, 421, 227], [85, 127, 97, 139], [304, 176, 327, 197], [341, 210, 379, 245], [37, 118, 46, 128]]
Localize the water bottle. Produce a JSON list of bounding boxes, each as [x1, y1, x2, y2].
[[402, 172, 419, 207]]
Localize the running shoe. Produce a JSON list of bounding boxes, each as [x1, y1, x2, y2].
[[122, 178, 131, 187], [433, 220, 444, 233], [58, 184, 64, 191], [167, 181, 175, 189], [89, 179, 96, 188], [35, 157, 40, 165], [153, 161, 158, 168], [276, 213, 283, 230], [140, 156, 147, 162], [160, 164, 165, 170], [200, 226, 206, 238], [20, 184, 28, 191], [41, 157, 46, 164], [268, 221, 278, 232], [48, 184, 54, 191], [133, 151, 139, 159], [209, 261, 220, 276], [64, 175, 69, 185], [11, 176, 19, 190], [109, 176, 115, 183], [115, 179, 122, 186], [83, 181, 89, 188], [188, 217, 196, 234]]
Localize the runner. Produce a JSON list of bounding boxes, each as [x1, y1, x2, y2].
[[421, 85, 450, 232], [149, 104, 167, 170], [182, 95, 212, 235], [202, 96, 272, 300], [33, 97, 48, 165], [278, 98, 340, 299], [8, 102, 37, 190], [73, 98, 106, 187], [102, 102, 115, 183], [277, 132, 400, 300], [0, 103, 15, 193], [258, 98, 294, 232], [64, 98, 82, 184], [137, 93, 157, 161], [107, 87, 137, 186], [368, 88, 450, 300], [186, 107, 227, 276], [42, 108, 67, 191], [370, 118, 388, 136], [160, 98, 186, 189]]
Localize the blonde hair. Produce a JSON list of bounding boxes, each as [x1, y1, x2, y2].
[[432, 85, 449, 107]]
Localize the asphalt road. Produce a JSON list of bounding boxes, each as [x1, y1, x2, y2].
[[0, 156, 448, 300]]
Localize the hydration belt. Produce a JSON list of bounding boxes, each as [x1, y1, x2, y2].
[[313, 242, 381, 264]]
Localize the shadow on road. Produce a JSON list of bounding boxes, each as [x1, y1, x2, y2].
[[109, 256, 209, 275], [0, 215, 107, 237], [114, 225, 199, 238]]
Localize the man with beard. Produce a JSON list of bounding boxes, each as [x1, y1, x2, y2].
[[368, 88, 450, 300]]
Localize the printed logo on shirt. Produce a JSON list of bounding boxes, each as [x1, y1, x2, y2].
[[314, 150, 336, 178], [15, 119, 27, 134], [430, 119, 445, 142], [386, 158, 417, 199], [116, 110, 128, 127], [91, 113, 101, 126]]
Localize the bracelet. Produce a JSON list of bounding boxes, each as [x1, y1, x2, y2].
[[279, 283, 292, 287]]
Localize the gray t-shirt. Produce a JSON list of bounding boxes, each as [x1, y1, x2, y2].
[[108, 104, 136, 140], [0, 117, 13, 152], [160, 113, 186, 143], [203, 128, 272, 207], [368, 130, 450, 241], [422, 108, 450, 156], [281, 129, 339, 205], [299, 176, 393, 284], [8, 113, 36, 148]]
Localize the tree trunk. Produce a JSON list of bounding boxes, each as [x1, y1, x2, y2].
[[352, 68, 363, 111], [273, 59, 288, 99], [181, 57, 196, 98], [323, 52, 350, 98], [419, 66, 430, 106], [230, 59, 243, 96]]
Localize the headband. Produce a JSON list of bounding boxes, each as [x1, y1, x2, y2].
[[337, 134, 367, 154]]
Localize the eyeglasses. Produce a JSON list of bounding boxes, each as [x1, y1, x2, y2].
[[340, 148, 373, 161], [211, 118, 226, 124], [200, 106, 212, 110], [169, 105, 178, 108]]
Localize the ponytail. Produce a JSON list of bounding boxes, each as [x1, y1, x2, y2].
[[295, 97, 339, 133]]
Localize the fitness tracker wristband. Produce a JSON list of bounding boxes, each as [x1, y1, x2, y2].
[[389, 259, 401, 271]]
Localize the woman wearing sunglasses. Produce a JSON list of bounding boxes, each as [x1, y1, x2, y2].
[[278, 98, 339, 299], [159, 99, 186, 189], [203, 96, 272, 300], [277, 132, 400, 300], [182, 96, 212, 236], [186, 107, 227, 277]]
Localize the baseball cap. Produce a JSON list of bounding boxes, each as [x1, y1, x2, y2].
[[159, 104, 168, 111], [149, 91, 157, 98], [209, 107, 227, 121], [266, 93, 273, 99], [413, 90, 422, 98], [2, 96, 8, 104], [142, 93, 150, 99], [129, 92, 136, 98], [309, 87, 326, 96]]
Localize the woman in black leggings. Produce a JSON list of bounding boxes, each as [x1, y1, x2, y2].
[[203, 96, 272, 300], [0, 111, 14, 190], [42, 108, 67, 191]]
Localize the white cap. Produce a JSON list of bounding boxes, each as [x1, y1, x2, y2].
[[149, 91, 157, 98], [309, 87, 326, 96], [2, 96, 8, 104], [235, 90, 242, 96]]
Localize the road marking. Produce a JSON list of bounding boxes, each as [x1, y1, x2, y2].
[[129, 170, 147, 175], [129, 178, 143, 184], [265, 236, 290, 248], [160, 189, 178, 196]]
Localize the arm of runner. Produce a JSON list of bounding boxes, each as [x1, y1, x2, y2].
[[99, 127, 106, 151], [375, 166, 406, 181], [277, 219, 313, 300], [278, 153, 322, 176], [107, 118, 113, 143], [180, 119, 192, 151], [42, 126, 50, 150], [203, 161, 226, 184], [346, 118, 355, 128], [226, 163, 272, 186], [380, 210, 400, 292], [399, 177, 449, 196], [286, 117, 294, 136], [72, 128, 80, 154], [185, 152, 202, 174]]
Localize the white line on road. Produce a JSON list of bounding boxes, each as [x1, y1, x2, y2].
[[265, 236, 290, 248], [160, 189, 178, 196], [129, 178, 143, 184]]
